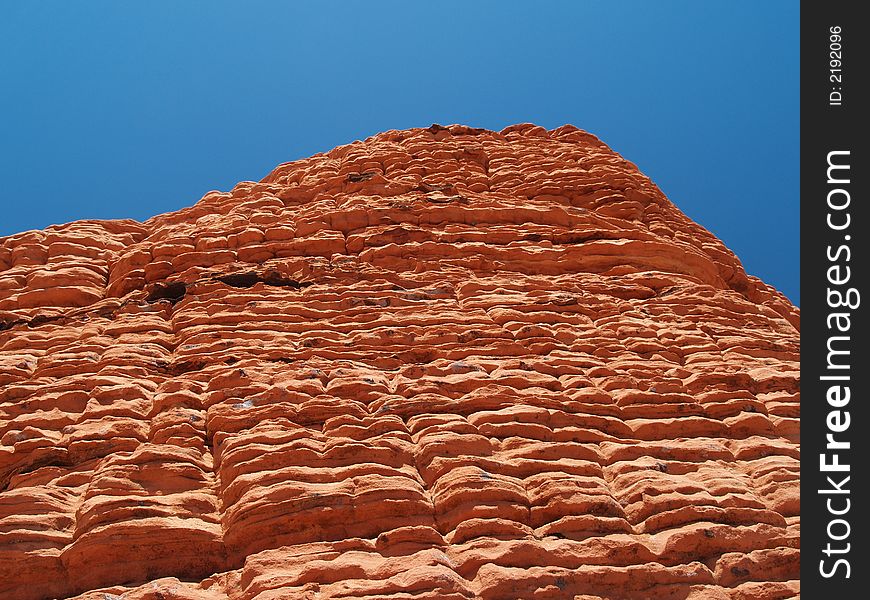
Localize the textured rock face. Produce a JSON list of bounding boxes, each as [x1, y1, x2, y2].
[[0, 123, 799, 600]]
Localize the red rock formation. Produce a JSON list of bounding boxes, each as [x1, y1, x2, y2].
[[0, 123, 799, 600]]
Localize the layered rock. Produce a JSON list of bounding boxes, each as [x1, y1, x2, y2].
[[0, 123, 799, 600]]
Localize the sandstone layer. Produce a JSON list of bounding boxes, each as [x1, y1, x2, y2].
[[0, 124, 799, 600]]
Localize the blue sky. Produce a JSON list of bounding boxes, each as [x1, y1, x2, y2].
[[0, 1, 799, 303]]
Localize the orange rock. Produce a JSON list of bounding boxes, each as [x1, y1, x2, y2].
[[0, 124, 799, 599]]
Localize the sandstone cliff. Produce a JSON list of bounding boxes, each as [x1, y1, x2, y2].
[[0, 124, 799, 599]]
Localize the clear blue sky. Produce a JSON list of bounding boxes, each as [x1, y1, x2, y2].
[[0, 1, 799, 304]]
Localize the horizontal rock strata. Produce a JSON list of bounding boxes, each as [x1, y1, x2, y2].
[[0, 123, 799, 599]]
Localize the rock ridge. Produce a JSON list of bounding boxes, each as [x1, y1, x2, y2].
[[0, 123, 799, 599]]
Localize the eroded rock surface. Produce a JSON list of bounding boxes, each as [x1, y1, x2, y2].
[[0, 124, 799, 599]]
